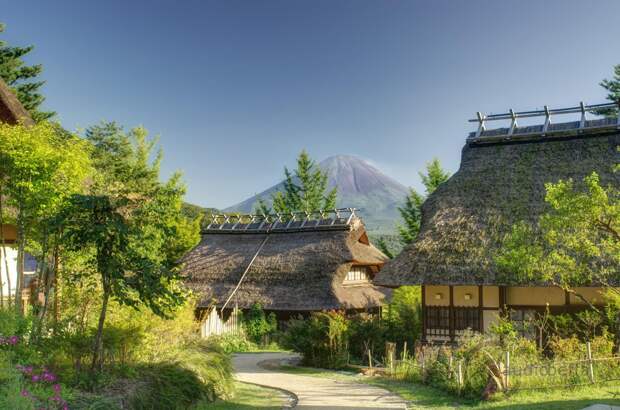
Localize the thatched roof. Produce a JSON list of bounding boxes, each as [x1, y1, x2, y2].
[[182, 216, 390, 310], [0, 77, 34, 125], [376, 120, 620, 287]]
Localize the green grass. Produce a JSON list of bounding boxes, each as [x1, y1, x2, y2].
[[197, 381, 288, 409], [277, 364, 620, 409]]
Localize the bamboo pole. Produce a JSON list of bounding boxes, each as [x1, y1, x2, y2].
[[586, 342, 595, 383], [505, 351, 510, 391], [457, 360, 463, 393]]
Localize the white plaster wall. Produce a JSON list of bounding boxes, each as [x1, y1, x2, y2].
[[0, 246, 18, 297]]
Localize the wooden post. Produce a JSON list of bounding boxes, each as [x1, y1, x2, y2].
[[457, 360, 463, 393], [385, 342, 396, 375], [367, 348, 373, 370], [505, 351, 510, 391], [402, 341, 408, 361], [421, 353, 426, 383], [586, 342, 595, 383]]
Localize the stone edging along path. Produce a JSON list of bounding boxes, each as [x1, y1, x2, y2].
[[232, 352, 408, 409]]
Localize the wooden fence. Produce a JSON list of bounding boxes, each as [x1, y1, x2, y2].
[[200, 305, 241, 338], [362, 341, 620, 394]]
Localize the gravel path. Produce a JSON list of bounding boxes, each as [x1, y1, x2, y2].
[[233, 352, 408, 409]]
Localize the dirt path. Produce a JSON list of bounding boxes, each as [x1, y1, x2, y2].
[[232, 352, 408, 409]]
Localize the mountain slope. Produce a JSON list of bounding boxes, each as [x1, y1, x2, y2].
[[224, 155, 409, 234]]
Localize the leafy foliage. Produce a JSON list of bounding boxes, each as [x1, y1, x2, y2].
[[496, 172, 619, 298], [282, 311, 349, 369], [0, 122, 91, 311], [0, 23, 54, 121], [242, 303, 277, 344]]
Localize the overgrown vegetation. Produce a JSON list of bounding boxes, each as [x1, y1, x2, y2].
[[0, 119, 232, 408], [280, 287, 422, 369]]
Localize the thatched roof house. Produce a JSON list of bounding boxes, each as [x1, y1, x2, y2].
[[182, 209, 390, 315], [375, 104, 619, 343], [0, 77, 34, 126]]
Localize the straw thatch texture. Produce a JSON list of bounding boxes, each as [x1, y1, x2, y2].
[[376, 131, 620, 287], [182, 218, 389, 310], [0, 77, 34, 125]]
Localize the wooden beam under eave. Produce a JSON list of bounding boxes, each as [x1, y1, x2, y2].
[[421, 285, 426, 343], [478, 285, 483, 332], [449, 285, 454, 343]]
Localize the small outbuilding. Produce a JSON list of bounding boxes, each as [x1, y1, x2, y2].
[[375, 103, 620, 343], [182, 209, 390, 323]]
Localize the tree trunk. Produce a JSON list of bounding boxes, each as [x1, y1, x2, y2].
[[53, 239, 61, 324], [14, 214, 25, 314], [91, 282, 110, 373]]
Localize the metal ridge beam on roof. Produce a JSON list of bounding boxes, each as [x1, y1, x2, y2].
[[202, 208, 359, 234]]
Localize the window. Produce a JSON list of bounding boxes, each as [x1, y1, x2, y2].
[[425, 306, 450, 337], [510, 309, 537, 339], [344, 266, 371, 284]]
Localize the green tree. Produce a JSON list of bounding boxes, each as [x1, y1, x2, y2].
[[0, 122, 90, 313], [601, 64, 620, 111], [496, 171, 619, 344], [0, 23, 54, 121], [256, 150, 337, 215], [397, 158, 450, 247], [61, 123, 200, 371]]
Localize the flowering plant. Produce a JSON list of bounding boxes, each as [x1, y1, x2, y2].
[[0, 335, 20, 346], [16, 365, 69, 410]]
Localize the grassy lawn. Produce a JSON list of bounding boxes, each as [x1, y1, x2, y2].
[[277, 365, 620, 410], [196, 381, 288, 409]]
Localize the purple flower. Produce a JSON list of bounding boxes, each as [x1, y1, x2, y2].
[[31, 374, 40, 382], [20, 389, 31, 397], [8, 335, 19, 345], [53, 384, 62, 393], [43, 372, 57, 382]]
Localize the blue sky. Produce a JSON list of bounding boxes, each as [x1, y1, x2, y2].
[[3, 0, 620, 208]]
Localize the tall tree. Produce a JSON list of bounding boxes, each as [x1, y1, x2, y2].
[[397, 158, 450, 246], [0, 122, 90, 312], [496, 169, 619, 346], [257, 150, 337, 215], [0, 23, 54, 122], [62, 123, 200, 371]]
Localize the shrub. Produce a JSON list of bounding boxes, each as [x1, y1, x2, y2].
[[130, 363, 210, 410], [382, 286, 422, 349], [208, 333, 258, 354], [282, 311, 348, 369], [347, 314, 386, 364], [243, 303, 277, 344]]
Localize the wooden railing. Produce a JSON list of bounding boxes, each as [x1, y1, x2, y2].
[[467, 101, 620, 144]]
